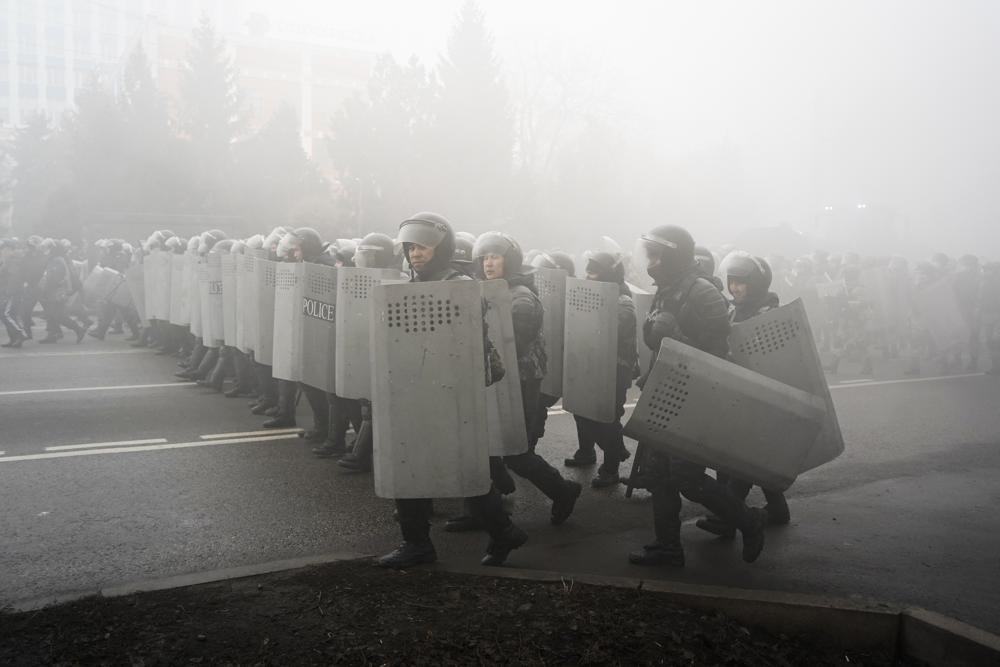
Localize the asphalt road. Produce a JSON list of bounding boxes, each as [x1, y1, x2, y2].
[[1, 335, 999, 635]]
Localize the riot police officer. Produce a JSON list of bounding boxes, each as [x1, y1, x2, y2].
[[569, 248, 637, 487], [378, 212, 528, 569], [629, 225, 767, 567], [462, 232, 582, 524], [696, 253, 790, 538]]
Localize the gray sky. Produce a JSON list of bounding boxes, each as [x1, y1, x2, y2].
[[279, 0, 1000, 256]]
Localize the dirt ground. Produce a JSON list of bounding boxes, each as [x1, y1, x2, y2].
[[0, 559, 914, 666]]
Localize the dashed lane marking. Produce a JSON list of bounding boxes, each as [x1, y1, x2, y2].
[[0, 382, 196, 396], [0, 434, 301, 464], [45, 438, 169, 452], [201, 428, 303, 439], [0, 349, 147, 360]]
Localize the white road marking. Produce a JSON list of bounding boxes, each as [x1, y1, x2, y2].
[[0, 382, 196, 397], [0, 434, 301, 464], [830, 372, 985, 390], [45, 438, 168, 452], [838, 379, 874, 384], [201, 428, 302, 440], [0, 349, 146, 360]]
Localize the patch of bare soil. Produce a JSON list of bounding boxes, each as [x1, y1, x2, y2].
[[1, 559, 913, 665]]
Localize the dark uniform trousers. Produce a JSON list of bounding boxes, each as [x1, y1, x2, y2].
[[396, 488, 512, 545], [572, 380, 629, 474], [646, 452, 756, 545], [252, 357, 278, 406], [501, 378, 567, 500], [300, 383, 329, 435], [327, 393, 363, 447]]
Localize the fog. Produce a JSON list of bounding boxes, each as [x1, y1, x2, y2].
[[293, 0, 1000, 256]]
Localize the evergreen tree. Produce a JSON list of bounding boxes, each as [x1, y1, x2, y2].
[[328, 53, 438, 232], [118, 43, 190, 213], [232, 105, 328, 232], [65, 76, 127, 221], [430, 0, 512, 230], [5, 112, 71, 236], [179, 16, 243, 211]]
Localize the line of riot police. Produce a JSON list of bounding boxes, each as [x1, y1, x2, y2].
[[18, 218, 997, 572]]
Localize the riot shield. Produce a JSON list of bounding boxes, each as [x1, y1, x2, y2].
[[562, 278, 619, 423], [298, 263, 338, 392], [108, 272, 132, 308], [912, 276, 969, 351], [188, 255, 202, 339], [154, 251, 172, 321], [125, 264, 146, 324], [628, 283, 654, 375], [624, 336, 826, 490], [239, 253, 257, 354], [169, 254, 190, 326], [255, 256, 278, 366], [222, 254, 238, 347], [481, 280, 529, 457], [143, 253, 158, 320], [534, 267, 567, 398], [198, 259, 214, 345], [206, 254, 225, 347], [334, 267, 401, 398], [371, 280, 490, 499], [728, 298, 845, 472], [82, 266, 117, 307], [272, 262, 304, 382]]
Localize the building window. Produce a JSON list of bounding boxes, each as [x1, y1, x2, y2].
[[18, 23, 37, 52]]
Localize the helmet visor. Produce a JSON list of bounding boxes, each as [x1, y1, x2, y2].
[[396, 220, 446, 249]]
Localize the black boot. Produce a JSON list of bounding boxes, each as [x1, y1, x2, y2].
[[740, 508, 768, 563], [481, 524, 528, 567], [262, 416, 296, 428], [695, 515, 736, 539], [337, 419, 372, 470], [550, 481, 582, 526], [564, 450, 597, 467], [376, 541, 437, 569], [628, 542, 685, 567], [444, 515, 483, 533]]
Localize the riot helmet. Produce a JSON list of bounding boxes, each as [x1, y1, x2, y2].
[[245, 234, 265, 250], [397, 212, 456, 276], [230, 240, 246, 254], [332, 238, 358, 267], [637, 225, 695, 283], [186, 236, 200, 253], [694, 245, 716, 278], [198, 229, 227, 255], [355, 232, 398, 269], [164, 236, 185, 254], [453, 231, 477, 266], [473, 231, 523, 280], [210, 239, 235, 254], [725, 251, 772, 296], [583, 249, 625, 283]]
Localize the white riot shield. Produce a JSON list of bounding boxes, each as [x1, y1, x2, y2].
[[222, 254, 238, 347], [126, 264, 146, 323], [188, 255, 202, 338], [481, 280, 529, 457], [239, 253, 258, 354], [728, 298, 845, 472], [562, 278, 619, 423], [169, 254, 190, 326], [154, 252, 172, 321], [371, 280, 490, 499], [272, 262, 304, 382], [299, 263, 338, 392], [625, 337, 826, 490], [207, 253, 225, 347], [913, 277, 969, 351], [108, 271, 132, 308], [82, 266, 117, 306], [255, 255, 278, 366], [334, 267, 401, 398], [143, 253, 158, 320], [198, 260, 214, 345], [629, 283, 654, 375], [534, 267, 567, 398]]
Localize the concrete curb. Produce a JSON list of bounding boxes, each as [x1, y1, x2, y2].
[[6, 551, 999, 666]]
